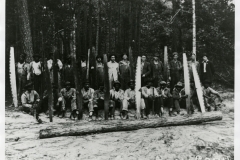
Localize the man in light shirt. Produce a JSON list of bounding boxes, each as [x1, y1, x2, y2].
[[107, 54, 120, 89], [140, 78, 161, 118], [16, 54, 30, 104], [122, 80, 145, 119], [47, 54, 63, 85], [109, 81, 124, 120], [81, 81, 95, 120], [29, 54, 43, 95], [21, 83, 42, 123]]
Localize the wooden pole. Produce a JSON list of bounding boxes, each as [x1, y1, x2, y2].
[[103, 54, 110, 120], [192, 0, 196, 57]]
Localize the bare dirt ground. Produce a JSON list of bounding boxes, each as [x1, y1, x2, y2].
[[5, 90, 234, 160]]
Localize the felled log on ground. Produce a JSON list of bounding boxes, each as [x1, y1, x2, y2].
[[39, 111, 222, 139]]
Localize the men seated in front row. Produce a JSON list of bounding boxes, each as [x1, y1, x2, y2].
[[109, 81, 125, 120], [93, 84, 105, 120], [81, 81, 95, 119], [57, 81, 77, 118], [172, 82, 188, 115], [122, 80, 146, 119], [203, 81, 223, 111], [140, 79, 161, 118], [21, 83, 42, 123], [157, 81, 173, 117]]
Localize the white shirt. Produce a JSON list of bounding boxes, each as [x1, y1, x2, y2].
[[31, 61, 41, 75], [82, 61, 86, 68], [107, 61, 119, 81], [47, 59, 63, 70]]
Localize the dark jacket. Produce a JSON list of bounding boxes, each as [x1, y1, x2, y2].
[[200, 60, 215, 83], [141, 61, 151, 77]]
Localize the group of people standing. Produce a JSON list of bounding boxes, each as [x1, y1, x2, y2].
[[15, 51, 223, 123]]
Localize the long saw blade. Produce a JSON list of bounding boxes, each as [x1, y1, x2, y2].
[[135, 56, 141, 119], [9, 47, 18, 107], [192, 63, 205, 113], [183, 53, 191, 114], [163, 46, 169, 81]]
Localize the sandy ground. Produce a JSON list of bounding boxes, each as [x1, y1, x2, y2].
[[5, 91, 234, 160]]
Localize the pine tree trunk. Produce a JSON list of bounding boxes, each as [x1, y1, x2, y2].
[[71, 14, 83, 119], [96, 0, 100, 56], [128, 0, 132, 48], [17, 0, 34, 62], [192, 0, 196, 56]]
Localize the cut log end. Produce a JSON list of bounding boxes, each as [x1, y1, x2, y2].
[[39, 111, 223, 139]]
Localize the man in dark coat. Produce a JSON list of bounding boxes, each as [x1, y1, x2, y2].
[[151, 53, 164, 87], [141, 55, 151, 86], [119, 53, 131, 90], [200, 54, 215, 85], [62, 57, 75, 88], [169, 52, 183, 92]]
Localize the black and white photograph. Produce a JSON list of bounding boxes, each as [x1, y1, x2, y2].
[[4, 0, 236, 159]]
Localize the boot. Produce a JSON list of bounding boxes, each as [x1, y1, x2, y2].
[[207, 106, 211, 112], [141, 109, 147, 119], [214, 106, 218, 111]]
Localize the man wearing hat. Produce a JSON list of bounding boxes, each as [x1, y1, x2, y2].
[[140, 78, 160, 118], [200, 53, 215, 85], [93, 83, 105, 120], [122, 80, 145, 119], [141, 55, 151, 86], [91, 55, 104, 88], [119, 53, 131, 90], [57, 81, 77, 117], [109, 80, 125, 119], [151, 53, 164, 87], [81, 81, 95, 120], [21, 83, 42, 123], [29, 54, 43, 94], [108, 54, 120, 89], [169, 52, 182, 92], [62, 57, 75, 87], [16, 54, 30, 104], [203, 81, 223, 111], [156, 81, 173, 116], [172, 82, 188, 115]]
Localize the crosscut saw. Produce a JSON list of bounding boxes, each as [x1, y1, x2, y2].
[[135, 56, 141, 119], [183, 53, 191, 114], [9, 47, 18, 107], [192, 63, 205, 113]]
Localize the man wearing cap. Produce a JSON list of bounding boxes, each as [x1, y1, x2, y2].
[[29, 54, 43, 94], [188, 53, 200, 83], [47, 54, 63, 85], [172, 82, 188, 115], [109, 80, 125, 119], [169, 52, 182, 92], [21, 83, 42, 123], [62, 57, 75, 87], [200, 54, 215, 85], [140, 78, 161, 118], [91, 55, 104, 89], [16, 54, 30, 104], [203, 81, 223, 111], [141, 55, 151, 86], [119, 53, 131, 90], [81, 81, 95, 119], [156, 81, 173, 116], [151, 53, 164, 87], [122, 80, 145, 119], [93, 84, 105, 119], [57, 81, 77, 117], [107, 54, 120, 89]]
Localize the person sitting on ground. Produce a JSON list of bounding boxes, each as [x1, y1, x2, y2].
[[21, 83, 42, 123], [140, 78, 161, 118], [109, 81, 125, 120], [172, 82, 188, 115], [203, 81, 223, 111], [81, 81, 95, 120], [93, 84, 105, 120], [122, 80, 145, 119], [57, 81, 77, 118], [156, 81, 173, 117]]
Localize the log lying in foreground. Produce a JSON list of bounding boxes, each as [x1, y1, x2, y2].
[[39, 111, 222, 139]]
